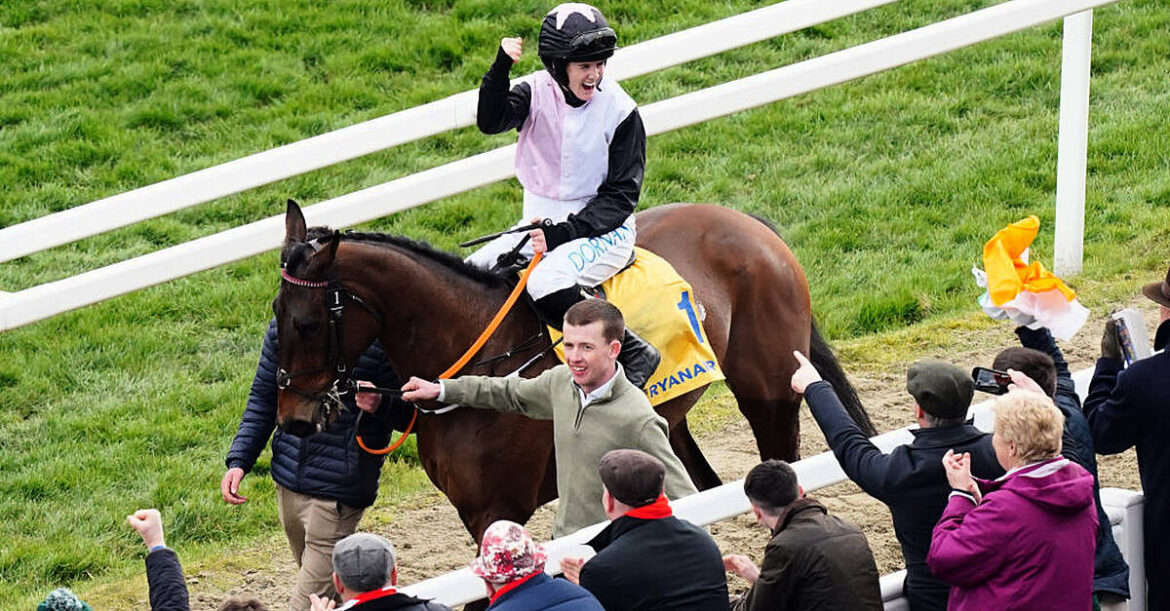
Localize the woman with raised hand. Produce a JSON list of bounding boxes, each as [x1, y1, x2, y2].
[[927, 391, 1097, 610]]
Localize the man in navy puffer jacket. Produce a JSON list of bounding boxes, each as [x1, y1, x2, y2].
[[221, 319, 406, 611]]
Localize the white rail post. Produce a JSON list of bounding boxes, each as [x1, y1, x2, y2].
[[1053, 9, 1093, 277]]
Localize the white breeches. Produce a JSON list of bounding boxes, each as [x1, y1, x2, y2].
[[466, 216, 637, 299]]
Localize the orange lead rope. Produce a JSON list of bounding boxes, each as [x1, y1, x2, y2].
[[356, 252, 544, 455]]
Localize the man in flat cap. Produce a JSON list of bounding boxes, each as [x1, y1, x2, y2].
[[310, 533, 449, 611], [559, 449, 729, 610], [790, 352, 1003, 611], [1084, 263, 1170, 611]]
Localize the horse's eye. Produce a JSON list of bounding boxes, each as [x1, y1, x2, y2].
[[294, 319, 321, 336]]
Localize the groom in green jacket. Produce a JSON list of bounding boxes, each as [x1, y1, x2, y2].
[[402, 299, 696, 538]]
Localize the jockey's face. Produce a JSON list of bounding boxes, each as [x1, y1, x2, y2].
[[566, 59, 606, 102], [563, 320, 621, 393]]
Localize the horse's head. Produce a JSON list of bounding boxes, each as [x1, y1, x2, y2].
[[273, 200, 381, 437]]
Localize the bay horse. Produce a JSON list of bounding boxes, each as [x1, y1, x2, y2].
[[274, 200, 873, 540]]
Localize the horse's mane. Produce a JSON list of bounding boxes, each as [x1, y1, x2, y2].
[[297, 226, 511, 288]]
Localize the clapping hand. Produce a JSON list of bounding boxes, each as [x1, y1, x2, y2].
[[942, 449, 981, 504]]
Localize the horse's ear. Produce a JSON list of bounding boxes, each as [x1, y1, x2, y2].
[[308, 230, 341, 267], [325, 229, 341, 262], [286, 199, 307, 243]]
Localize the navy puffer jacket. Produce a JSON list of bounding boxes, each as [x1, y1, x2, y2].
[[225, 319, 405, 509]]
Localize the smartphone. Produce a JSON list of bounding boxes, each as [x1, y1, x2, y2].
[[972, 367, 1011, 395]]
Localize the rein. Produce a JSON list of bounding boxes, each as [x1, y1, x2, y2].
[[354, 251, 545, 455]]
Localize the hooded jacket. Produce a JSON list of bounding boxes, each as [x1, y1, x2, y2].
[[225, 319, 406, 509], [927, 457, 1097, 611]]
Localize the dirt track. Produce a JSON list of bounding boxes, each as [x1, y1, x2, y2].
[[184, 308, 1147, 609]]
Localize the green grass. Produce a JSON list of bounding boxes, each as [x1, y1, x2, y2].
[[1, 0, 1169, 607]]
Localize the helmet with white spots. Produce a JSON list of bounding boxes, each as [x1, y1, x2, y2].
[[538, 3, 616, 90]]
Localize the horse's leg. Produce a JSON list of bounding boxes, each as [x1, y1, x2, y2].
[[670, 416, 723, 490], [638, 204, 811, 463], [656, 388, 722, 490], [415, 413, 553, 542]]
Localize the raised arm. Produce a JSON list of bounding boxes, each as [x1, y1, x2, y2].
[[477, 39, 532, 135]]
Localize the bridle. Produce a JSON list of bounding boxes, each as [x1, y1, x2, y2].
[[275, 268, 386, 423], [276, 250, 550, 454]]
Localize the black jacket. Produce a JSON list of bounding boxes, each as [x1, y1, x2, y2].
[[225, 319, 406, 509], [732, 499, 881, 611], [804, 381, 1003, 611], [581, 514, 729, 611], [145, 548, 189, 611], [1084, 318, 1170, 611], [1015, 326, 1129, 597]]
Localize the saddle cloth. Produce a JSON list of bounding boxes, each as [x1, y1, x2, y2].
[[549, 247, 725, 406]]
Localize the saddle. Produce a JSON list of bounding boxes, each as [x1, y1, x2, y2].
[[541, 247, 726, 406]]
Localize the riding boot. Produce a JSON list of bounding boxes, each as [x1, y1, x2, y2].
[[618, 328, 661, 389], [533, 287, 584, 330]]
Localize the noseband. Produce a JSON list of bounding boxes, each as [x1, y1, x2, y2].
[[276, 268, 384, 422]]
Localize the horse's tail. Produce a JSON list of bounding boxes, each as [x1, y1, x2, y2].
[[809, 320, 877, 437]]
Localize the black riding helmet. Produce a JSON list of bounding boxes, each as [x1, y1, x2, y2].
[[538, 3, 617, 93]]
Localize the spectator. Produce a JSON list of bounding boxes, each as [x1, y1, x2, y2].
[[1084, 263, 1170, 611], [309, 533, 449, 611], [471, 520, 602, 610], [928, 391, 1097, 610], [221, 313, 407, 610], [218, 599, 269, 611], [723, 459, 881, 610], [559, 449, 729, 610], [790, 352, 1002, 610], [38, 589, 92, 611], [993, 329, 1129, 607], [402, 300, 696, 537], [127, 508, 190, 611]]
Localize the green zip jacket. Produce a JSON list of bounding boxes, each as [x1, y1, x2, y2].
[[442, 364, 698, 537]]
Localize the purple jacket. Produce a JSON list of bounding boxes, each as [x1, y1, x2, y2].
[[927, 457, 1097, 611]]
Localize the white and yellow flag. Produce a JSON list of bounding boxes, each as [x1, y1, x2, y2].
[[972, 216, 1089, 340]]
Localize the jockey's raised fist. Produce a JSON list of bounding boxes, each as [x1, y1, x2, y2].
[[501, 37, 523, 63]]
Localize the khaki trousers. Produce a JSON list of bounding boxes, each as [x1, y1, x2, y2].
[[276, 485, 365, 611]]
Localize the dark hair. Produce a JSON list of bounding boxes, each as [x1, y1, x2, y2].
[[218, 599, 270, 611], [564, 299, 625, 344], [922, 412, 966, 429], [743, 460, 800, 516], [992, 347, 1057, 398]]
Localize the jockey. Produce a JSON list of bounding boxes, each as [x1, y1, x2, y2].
[[471, 2, 660, 388]]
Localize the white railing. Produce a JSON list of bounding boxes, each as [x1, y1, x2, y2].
[[400, 366, 1148, 609], [0, 0, 1116, 331], [0, 0, 899, 264]]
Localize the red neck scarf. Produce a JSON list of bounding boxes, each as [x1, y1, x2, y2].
[[489, 571, 542, 604], [624, 493, 673, 520], [351, 586, 398, 605]]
